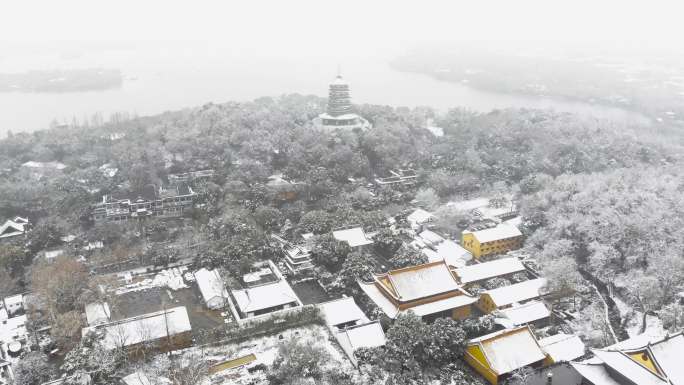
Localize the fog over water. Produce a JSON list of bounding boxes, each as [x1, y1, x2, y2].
[[1, 0, 682, 133]]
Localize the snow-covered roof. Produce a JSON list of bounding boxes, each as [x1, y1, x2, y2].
[[570, 362, 622, 385], [121, 371, 152, 385], [83, 306, 191, 350], [331, 75, 349, 86], [318, 112, 361, 120], [483, 278, 547, 307], [358, 280, 399, 318], [423, 250, 466, 269], [407, 294, 477, 317], [60, 234, 77, 243], [407, 209, 434, 225], [421, 247, 439, 260], [419, 229, 444, 245], [591, 349, 666, 385], [375, 261, 461, 301], [462, 223, 522, 243], [435, 240, 472, 262], [195, 268, 228, 302], [85, 302, 111, 326], [498, 300, 550, 326], [0, 219, 28, 239], [358, 279, 476, 319], [333, 227, 374, 247], [579, 332, 684, 385], [231, 280, 301, 313], [266, 173, 293, 187], [4, 294, 23, 309], [318, 297, 369, 328], [648, 333, 684, 384], [44, 249, 65, 260], [0, 314, 27, 345], [454, 257, 525, 284], [447, 198, 490, 212], [22, 161, 67, 170], [335, 321, 386, 362], [467, 326, 547, 375], [84, 241, 104, 250], [539, 333, 585, 362]]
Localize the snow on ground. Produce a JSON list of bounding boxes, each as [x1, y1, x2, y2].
[[613, 296, 666, 340], [189, 324, 354, 385], [504, 216, 522, 227], [115, 267, 189, 295]]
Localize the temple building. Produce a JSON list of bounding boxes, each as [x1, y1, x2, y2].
[[461, 223, 524, 259], [570, 332, 684, 385], [358, 260, 477, 321], [315, 72, 370, 131]]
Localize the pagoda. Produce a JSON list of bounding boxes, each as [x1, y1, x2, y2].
[[315, 72, 370, 131]]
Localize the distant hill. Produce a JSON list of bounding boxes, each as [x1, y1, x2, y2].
[[0, 68, 122, 93]]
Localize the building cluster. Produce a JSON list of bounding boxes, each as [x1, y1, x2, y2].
[[272, 234, 313, 274], [2, 74, 682, 385], [0, 295, 28, 383], [91, 183, 196, 222], [374, 169, 419, 187], [167, 169, 214, 185]]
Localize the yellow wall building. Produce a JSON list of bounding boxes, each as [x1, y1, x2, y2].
[[461, 223, 523, 258], [357, 260, 477, 321], [464, 326, 547, 385], [476, 278, 547, 313]]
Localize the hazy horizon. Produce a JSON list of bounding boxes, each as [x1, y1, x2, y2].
[[2, 0, 684, 133]]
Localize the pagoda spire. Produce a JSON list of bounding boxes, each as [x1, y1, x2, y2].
[[326, 71, 352, 117]]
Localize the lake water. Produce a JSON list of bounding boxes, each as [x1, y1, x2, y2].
[[0, 46, 650, 135]]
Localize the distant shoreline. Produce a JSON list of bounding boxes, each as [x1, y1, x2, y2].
[[0, 68, 123, 93], [389, 52, 683, 126]]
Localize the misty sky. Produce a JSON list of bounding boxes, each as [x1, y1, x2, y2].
[[3, 0, 684, 57]]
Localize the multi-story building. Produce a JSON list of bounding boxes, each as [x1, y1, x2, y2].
[[314, 72, 370, 131], [374, 169, 418, 188], [167, 169, 214, 185], [91, 184, 196, 222], [476, 278, 547, 313], [461, 223, 523, 258], [272, 235, 314, 273]]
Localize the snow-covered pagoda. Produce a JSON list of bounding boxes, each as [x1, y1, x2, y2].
[[315, 72, 370, 131]]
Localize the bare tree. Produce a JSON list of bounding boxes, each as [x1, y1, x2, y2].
[[507, 366, 535, 385], [168, 356, 209, 385], [109, 323, 130, 352], [135, 319, 155, 359]]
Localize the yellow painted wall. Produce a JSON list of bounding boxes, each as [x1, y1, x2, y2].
[[477, 237, 522, 258], [465, 345, 499, 385], [452, 305, 471, 320], [628, 351, 659, 375], [462, 233, 482, 258]]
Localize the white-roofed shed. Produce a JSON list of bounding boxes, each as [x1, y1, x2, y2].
[[318, 297, 369, 329], [194, 268, 229, 309], [454, 257, 525, 284], [333, 227, 373, 248], [483, 278, 547, 308], [85, 302, 111, 326], [539, 333, 586, 362]]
